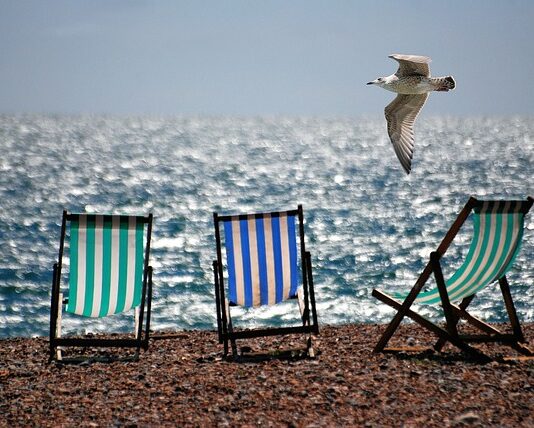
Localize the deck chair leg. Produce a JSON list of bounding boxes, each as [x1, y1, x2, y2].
[[451, 303, 503, 335], [373, 255, 442, 353], [451, 304, 533, 357], [373, 289, 491, 361], [499, 276, 525, 342], [143, 267, 153, 351], [224, 298, 238, 357], [49, 264, 57, 361], [298, 288, 314, 357], [431, 254, 492, 360], [306, 336, 315, 358], [134, 307, 140, 339], [213, 261, 223, 344], [431, 252, 459, 339], [449, 302, 532, 355], [451, 281, 534, 356], [221, 309, 229, 358], [49, 264, 61, 362], [373, 296, 414, 352], [55, 293, 63, 361], [433, 280, 531, 357], [305, 251, 319, 334], [434, 295, 475, 351], [134, 307, 141, 358], [499, 276, 532, 356], [373, 276, 429, 352]]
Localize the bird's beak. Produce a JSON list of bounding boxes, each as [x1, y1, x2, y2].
[[367, 80, 377, 85]]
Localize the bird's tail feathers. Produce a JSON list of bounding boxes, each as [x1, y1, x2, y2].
[[434, 76, 456, 91]]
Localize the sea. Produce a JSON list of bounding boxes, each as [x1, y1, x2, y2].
[[0, 114, 533, 339]]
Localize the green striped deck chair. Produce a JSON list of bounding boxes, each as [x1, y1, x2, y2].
[[49, 211, 154, 361], [373, 197, 533, 360], [213, 205, 319, 358]]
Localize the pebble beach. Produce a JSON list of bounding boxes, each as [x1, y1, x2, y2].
[[1, 323, 533, 427]]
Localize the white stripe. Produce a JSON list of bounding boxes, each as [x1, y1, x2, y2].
[[494, 207, 522, 279], [91, 215, 104, 317], [279, 214, 291, 301], [123, 217, 137, 312], [108, 216, 120, 315], [247, 216, 261, 307], [263, 214, 276, 305], [231, 218, 245, 306], [75, 215, 87, 315], [476, 202, 513, 284]]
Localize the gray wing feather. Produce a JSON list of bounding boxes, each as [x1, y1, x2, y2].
[[389, 54, 431, 77], [384, 93, 429, 174]]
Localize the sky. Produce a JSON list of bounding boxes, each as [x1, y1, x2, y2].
[[1, 0, 534, 117]]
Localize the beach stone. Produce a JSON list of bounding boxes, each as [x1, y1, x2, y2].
[[452, 411, 482, 425]]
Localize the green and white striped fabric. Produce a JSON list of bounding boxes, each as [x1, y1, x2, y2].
[[66, 214, 145, 317], [392, 200, 527, 305]]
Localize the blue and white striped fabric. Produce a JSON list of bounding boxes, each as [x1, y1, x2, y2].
[[222, 213, 299, 307]]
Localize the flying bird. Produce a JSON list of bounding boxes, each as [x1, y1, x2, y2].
[[367, 54, 455, 174]]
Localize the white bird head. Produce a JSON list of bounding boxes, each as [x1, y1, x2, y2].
[[366, 76, 392, 88]]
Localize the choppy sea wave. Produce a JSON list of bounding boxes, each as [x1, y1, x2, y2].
[[0, 114, 532, 338]]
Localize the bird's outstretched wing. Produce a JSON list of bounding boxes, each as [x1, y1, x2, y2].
[[384, 93, 428, 174], [389, 54, 431, 78]]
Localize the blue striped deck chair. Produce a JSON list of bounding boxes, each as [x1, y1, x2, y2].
[[373, 197, 533, 360], [49, 211, 154, 361], [213, 205, 319, 358]]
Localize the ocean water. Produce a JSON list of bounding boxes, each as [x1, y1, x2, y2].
[[0, 114, 533, 339]]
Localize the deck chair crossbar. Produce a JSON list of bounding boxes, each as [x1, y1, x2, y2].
[[213, 205, 319, 357], [49, 211, 154, 361], [372, 196, 533, 360]]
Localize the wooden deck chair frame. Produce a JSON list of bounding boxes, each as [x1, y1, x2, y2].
[[373, 196, 533, 360], [49, 211, 154, 361], [213, 205, 319, 358]]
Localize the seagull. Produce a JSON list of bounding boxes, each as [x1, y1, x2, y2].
[[367, 54, 455, 174]]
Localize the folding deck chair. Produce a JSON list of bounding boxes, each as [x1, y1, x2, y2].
[[49, 211, 154, 361], [213, 205, 319, 358], [373, 196, 533, 360]]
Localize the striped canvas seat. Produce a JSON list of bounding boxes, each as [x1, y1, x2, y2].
[[372, 197, 533, 360], [66, 214, 146, 317], [392, 200, 526, 305], [49, 211, 154, 361], [213, 205, 319, 358], [392, 201, 525, 305], [222, 212, 299, 307]]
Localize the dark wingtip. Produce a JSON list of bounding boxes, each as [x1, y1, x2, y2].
[[401, 161, 412, 174], [446, 76, 456, 89]]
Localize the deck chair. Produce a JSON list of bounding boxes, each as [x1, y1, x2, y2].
[[373, 196, 533, 360], [213, 205, 319, 358], [49, 211, 154, 361]]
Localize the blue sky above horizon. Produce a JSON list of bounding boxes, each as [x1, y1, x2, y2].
[[1, 1, 533, 117]]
